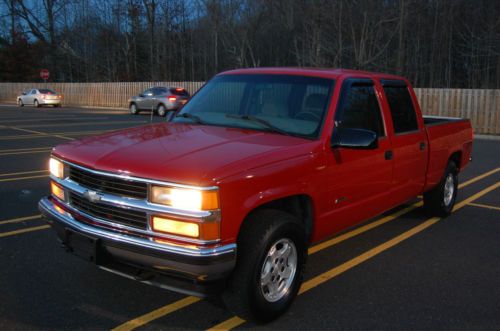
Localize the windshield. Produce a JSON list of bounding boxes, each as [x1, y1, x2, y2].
[[172, 74, 334, 139], [39, 89, 56, 94]]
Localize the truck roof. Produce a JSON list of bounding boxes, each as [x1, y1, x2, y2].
[[220, 67, 407, 82]]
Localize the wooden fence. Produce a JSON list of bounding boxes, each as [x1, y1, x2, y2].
[[0, 82, 498, 134]]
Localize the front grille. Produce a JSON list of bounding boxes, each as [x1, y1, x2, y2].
[[69, 192, 148, 229], [69, 166, 148, 199]]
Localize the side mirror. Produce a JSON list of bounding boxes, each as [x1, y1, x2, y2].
[[331, 128, 378, 149]]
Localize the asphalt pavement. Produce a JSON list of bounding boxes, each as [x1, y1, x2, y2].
[[0, 104, 499, 331]]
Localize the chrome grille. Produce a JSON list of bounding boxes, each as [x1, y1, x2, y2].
[[69, 166, 148, 199], [69, 192, 147, 229]]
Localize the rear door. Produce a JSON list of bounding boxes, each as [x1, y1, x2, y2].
[[324, 79, 394, 234], [380, 80, 427, 200]]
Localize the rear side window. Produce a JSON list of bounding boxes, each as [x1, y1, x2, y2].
[[383, 85, 418, 133], [336, 84, 385, 137]]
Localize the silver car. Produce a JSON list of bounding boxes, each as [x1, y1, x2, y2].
[[17, 88, 63, 107], [128, 86, 190, 117]]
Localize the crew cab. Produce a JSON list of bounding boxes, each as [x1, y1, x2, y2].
[[39, 68, 473, 322]]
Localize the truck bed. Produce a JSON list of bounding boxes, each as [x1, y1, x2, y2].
[[423, 116, 473, 191]]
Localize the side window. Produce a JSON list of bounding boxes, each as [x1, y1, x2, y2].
[[383, 85, 418, 133], [336, 83, 385, 137], [143, 88, 153, 96], [31, 90, 37, 94], [153, 87, 167, 96]]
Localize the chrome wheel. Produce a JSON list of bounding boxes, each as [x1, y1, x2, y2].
[[157, 105, 166, 117], [130, 104, 137, 114], [260, 238, 297, 303], [443, 173, 455, 206]]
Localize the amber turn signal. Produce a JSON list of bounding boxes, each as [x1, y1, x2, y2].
[[51, 181, 65, 201]]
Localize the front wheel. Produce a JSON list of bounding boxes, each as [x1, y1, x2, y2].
[[18, 99, 24, 107], [130, 103, 138, 115], [424, 161, 458, 217], [222, 209, 306, 323]]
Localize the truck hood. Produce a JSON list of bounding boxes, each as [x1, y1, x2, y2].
[[53, 123, 318, 186]]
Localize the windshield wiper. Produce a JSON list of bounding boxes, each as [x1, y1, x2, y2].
[[175, 112, 206, 125], [225, 114, 292, 137]]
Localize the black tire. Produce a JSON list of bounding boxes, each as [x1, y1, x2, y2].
[[34, 99, 40, 108], [18, 99, 24, 107], [157, 104, 167, 117], [53, 104, 60, 108], [222, 209, 307, 323], [423, 161, 458, 217], [130, 103, 138, 115]]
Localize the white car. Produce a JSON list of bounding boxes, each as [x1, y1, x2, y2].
[[17, 88, 63, 107]]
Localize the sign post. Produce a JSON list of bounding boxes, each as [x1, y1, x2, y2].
[[40, 69, 49, 83]]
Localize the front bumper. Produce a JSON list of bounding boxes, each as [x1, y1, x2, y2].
[[39, 197, 236, 297]]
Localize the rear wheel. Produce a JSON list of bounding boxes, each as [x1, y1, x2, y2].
[[157, 104, 167, 117], [130, 103, 138, 115], [34, 99, 40, 108], [222, 209, 306, 323], [424, 161, 458, 217]]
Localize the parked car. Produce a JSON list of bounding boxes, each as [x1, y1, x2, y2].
[[17, 88, 63, 107], [128, 86, 190, 116], [40, 68, 473, 322]]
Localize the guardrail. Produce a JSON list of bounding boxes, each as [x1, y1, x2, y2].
[[0, 82, 498, 134]]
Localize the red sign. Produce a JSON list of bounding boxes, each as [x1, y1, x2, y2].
[[40, 69, 49, 80]]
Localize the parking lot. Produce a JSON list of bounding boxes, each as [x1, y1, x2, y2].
[[0, 104, 499, 330]]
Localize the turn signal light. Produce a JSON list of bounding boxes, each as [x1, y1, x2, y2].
[[51, 181, 65, 201], [151, 216, 220, 241]]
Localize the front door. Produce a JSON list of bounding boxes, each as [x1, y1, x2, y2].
[[321, 79, 394, 235]]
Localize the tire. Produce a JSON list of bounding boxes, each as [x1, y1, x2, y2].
[[130, 103, 138, 115], [424, 161, 458, 217], [53, 104, 60, 108], [18, 99, 24, 107], [34, 99, 40, 108], [222, 209, 307, 323], [157, 104, 167, 117]]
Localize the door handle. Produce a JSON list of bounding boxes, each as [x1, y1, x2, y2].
[[419, 142, 426, 150], [384, 150, 393, 160]]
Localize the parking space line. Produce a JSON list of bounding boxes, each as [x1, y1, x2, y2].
[[0, 215, 41, 225], [468, 202, 500, 211], [1, 126, 74, 141], [0, 170, 48, 177], [0, 174, 48, 182], [0, 130, 111, 140], [111, 168, 500, 330], [0, 225, 50, 238], [15, 120, 147, 128], [112, 296, 201, 331], [0, 117, 108, 124], [0, 149, 51, 156], [211, 181, 500, 331], [0, 147, 52, 153]]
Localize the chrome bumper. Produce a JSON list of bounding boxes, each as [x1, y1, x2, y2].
[[39, 197, 236, 296]]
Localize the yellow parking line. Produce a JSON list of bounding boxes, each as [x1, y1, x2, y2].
[[0, 170, 47, 177], [459, 167, 499, 188], [112, 168, 500, 330], [4, 126, 74, 141], [0, 174, 48, 182], [0, 225, 50, 238], [0, 130, 111, 140], [0, 215, 41, 225], [112, 296, 201, 331], [467, 202, 500, 211], [209, 181, 500, 330], [0, 146, 52, 153], [0, 149, 51, 156], [16, 120, 147, 128], [0, 116, 106, 124]]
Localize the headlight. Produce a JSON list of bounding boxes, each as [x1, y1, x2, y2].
[[49, 158, 65, 179], [150, 186, 219, 211]]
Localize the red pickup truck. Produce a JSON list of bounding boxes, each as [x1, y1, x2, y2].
[[39, 68, 473, 322]]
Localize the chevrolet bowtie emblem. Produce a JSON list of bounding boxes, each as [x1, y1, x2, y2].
[[83, 190, 102, 203]]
